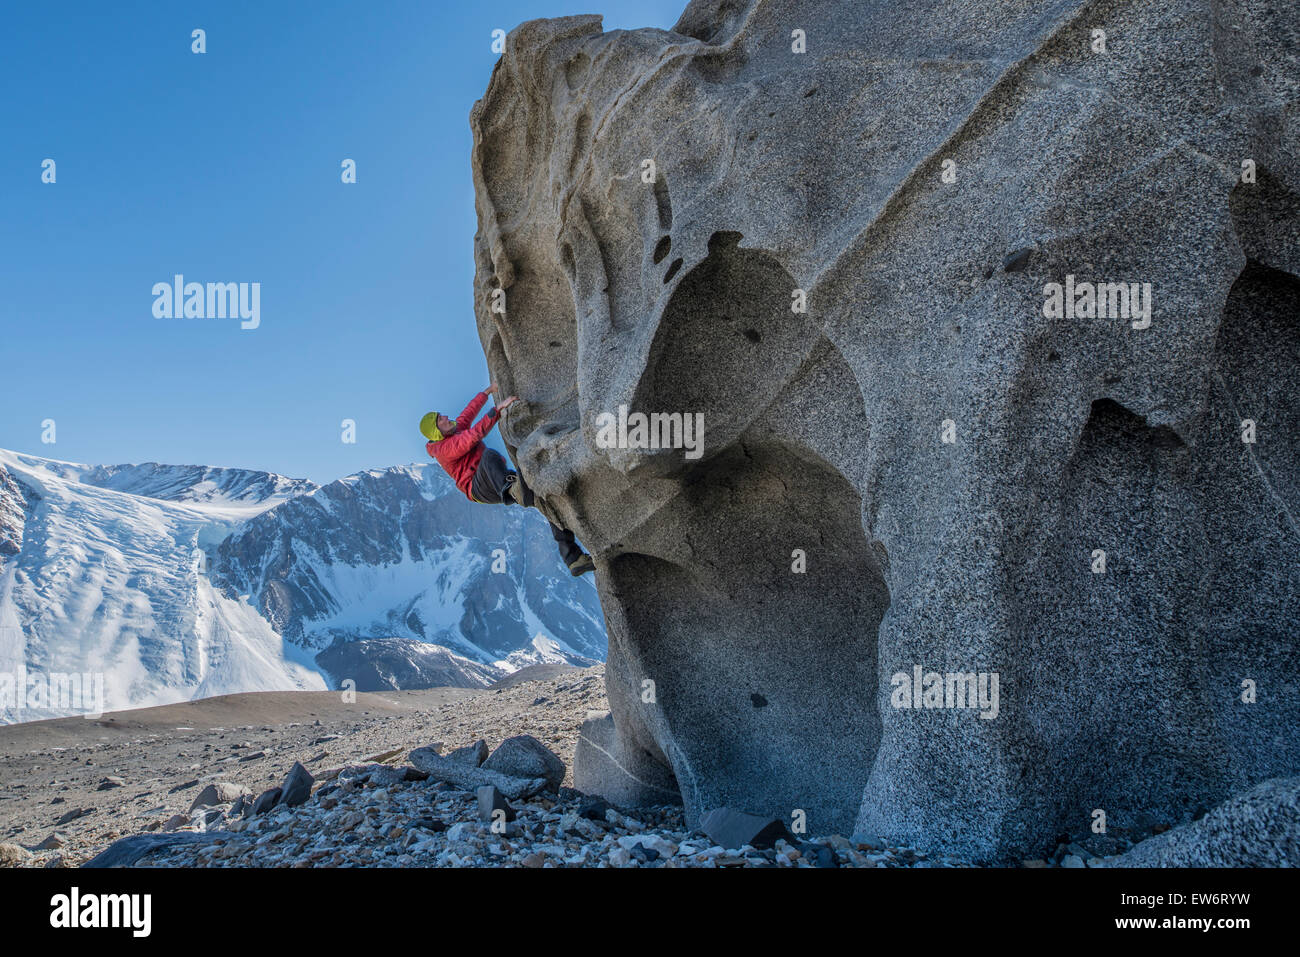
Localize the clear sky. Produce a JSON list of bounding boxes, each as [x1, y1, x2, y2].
[[1, 0, 686, 484]]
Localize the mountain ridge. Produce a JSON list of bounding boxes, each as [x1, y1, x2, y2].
[[0, 449, 604, 724]]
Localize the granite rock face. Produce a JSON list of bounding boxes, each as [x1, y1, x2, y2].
[[1102, 776, 1300, 867], [468, 0, 1300, 861]]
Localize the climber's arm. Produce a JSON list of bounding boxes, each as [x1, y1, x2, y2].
[[437, 408, 500, 460], [455, 391, 490, 432]]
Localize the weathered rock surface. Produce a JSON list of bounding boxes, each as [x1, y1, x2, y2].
[[83, 832, 233, 869], [409, 746, 549, 800], [0, 843, 32, 867], [482, 734, 566, 791], [470, 1, 1300, 861], [1102, 776, 1300, 867]]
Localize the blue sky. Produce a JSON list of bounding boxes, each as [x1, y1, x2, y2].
[[1, 0, 685, 484]]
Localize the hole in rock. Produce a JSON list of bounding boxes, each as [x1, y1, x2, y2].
[[637, 231, 817, 434], [653, 235, 671, 265], [653, 174, 673, 230], [603, 440, 889, 827], [565, 52, 590, 90]]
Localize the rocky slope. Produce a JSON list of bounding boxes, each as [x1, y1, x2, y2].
[[468, 0, 1300, 862]]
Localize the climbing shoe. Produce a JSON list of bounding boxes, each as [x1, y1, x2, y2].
[[504, 474, 526, 506], [566, 553, 595, 576]]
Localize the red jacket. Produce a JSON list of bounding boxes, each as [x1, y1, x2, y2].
[[427, 391, 500, 501]]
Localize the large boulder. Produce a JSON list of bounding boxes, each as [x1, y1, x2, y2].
[[1102, 776, 1300, 867], [469, 1, 1300, 861]]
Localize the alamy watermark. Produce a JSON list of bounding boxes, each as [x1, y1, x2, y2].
[[594, 404, 704, 460], [0, 666, 105, 718], [152, 274, 260, 329], [50, 887, 150, 937], [1042, 275, 1152, 329], [890, 665, 1000, 719]]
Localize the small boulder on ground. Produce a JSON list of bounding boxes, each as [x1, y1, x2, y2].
[[477, 785, 517, 824], [55, 807, 91, 826], [278, 762, 314, 807], [699, 807, 795, 850], [247, 787, 282, 817], [342, 764, 426, 788], [483, 735, 565, 791], [408, 746, 548, 800], [189, 782, 250, 813]]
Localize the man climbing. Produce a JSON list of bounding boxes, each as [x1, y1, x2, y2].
[[420, 385, 595, 576]]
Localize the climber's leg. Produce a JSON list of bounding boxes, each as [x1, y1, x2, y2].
[[469, 448, 513, 504], [505, 461, 535, 508], [510, 462, 594, 575], [549, 522, 586, 567]]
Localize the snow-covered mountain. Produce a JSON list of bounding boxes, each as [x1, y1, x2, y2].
[[0, 449, 605, 723], [211, 463, 605, 673], [72, 461, 318, 507]]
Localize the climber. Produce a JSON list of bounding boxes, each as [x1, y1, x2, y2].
[[420, 385, 595, 576]]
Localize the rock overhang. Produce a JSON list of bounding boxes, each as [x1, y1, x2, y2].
[[467, 0, 1300, 861]]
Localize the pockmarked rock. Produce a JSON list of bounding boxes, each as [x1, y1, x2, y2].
[[469, 2, 1300, 862]]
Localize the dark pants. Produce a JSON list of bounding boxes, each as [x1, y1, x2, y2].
[[471, 449, 584, 565]]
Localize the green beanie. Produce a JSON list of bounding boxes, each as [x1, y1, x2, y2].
[[420, 412, 443, 442]]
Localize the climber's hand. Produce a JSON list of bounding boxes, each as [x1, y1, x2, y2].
[[486, 383, 498, 395], [498, 395, 519, 412]]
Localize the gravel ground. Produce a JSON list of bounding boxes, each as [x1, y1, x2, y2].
[[0, 665, 1148, 868]]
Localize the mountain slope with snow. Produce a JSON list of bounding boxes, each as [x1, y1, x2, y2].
[[212, 463, 606, 668], [0, 450, 324, 724], [0, 450, 605, 724]]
